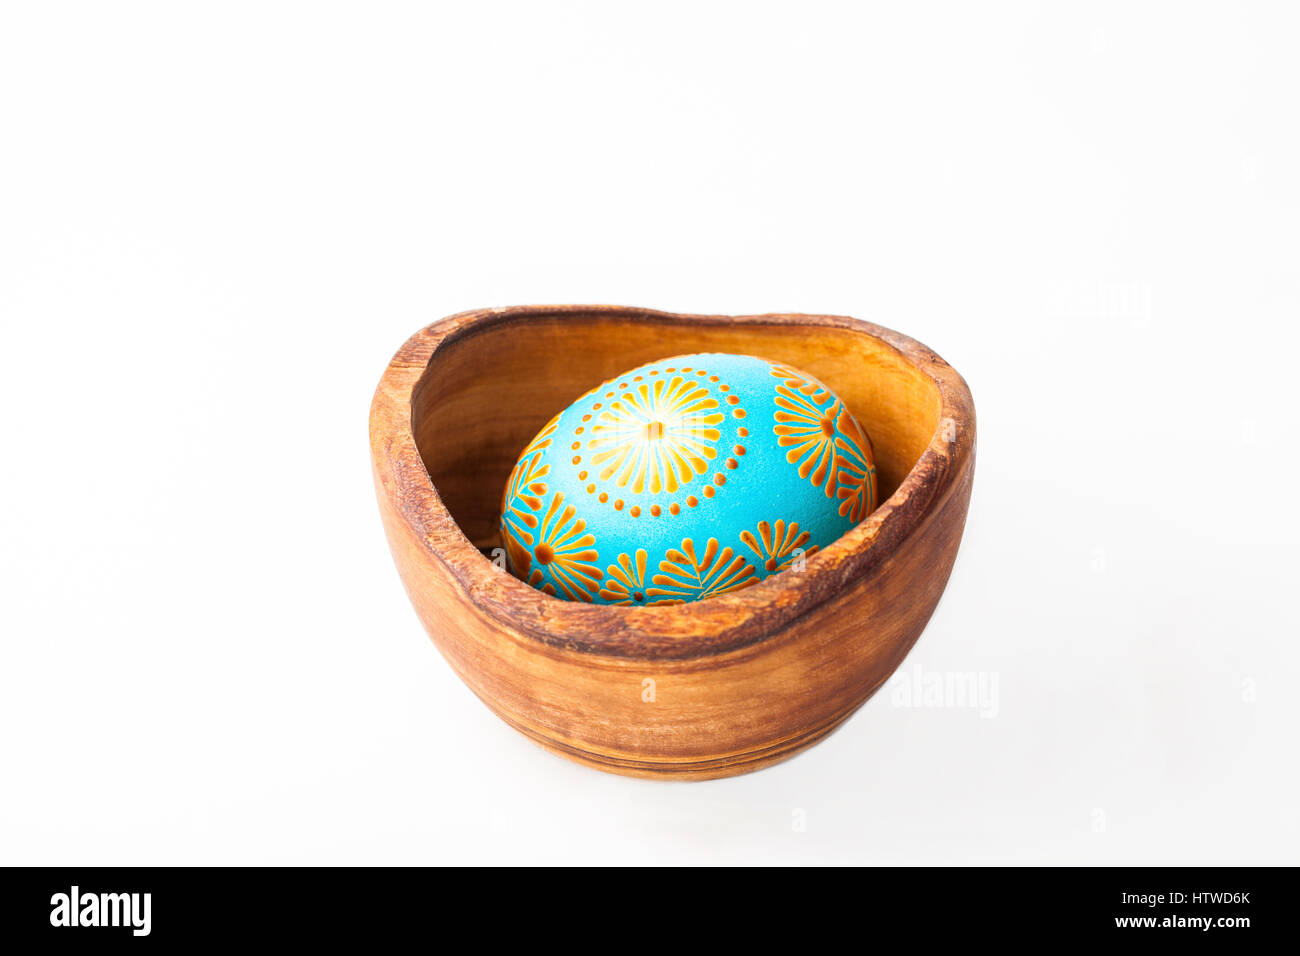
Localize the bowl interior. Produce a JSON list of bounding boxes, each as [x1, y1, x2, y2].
[[412, 312, 943, 550]]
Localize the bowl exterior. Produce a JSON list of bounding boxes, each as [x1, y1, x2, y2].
[[371, 306, 976, 780]]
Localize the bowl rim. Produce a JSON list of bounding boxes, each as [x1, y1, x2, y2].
[[370, 305, 976, 662]]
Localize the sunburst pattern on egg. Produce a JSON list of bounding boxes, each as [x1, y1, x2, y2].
[[499, 353, 878, 604]]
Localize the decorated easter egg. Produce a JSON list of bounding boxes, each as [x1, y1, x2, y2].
[[499, 353, 878, 604]]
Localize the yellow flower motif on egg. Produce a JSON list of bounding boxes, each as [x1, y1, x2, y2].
[[648, 537, 758, 602], [772, 386, 845, 492], [771, 365, 877, 523], [740, 519, 819, 573], [586, 376, 724, 494], [599, 549, 654, 605], [500, 451, 550, 546], [769, 363, 833, 403], [829, 411, 877, 523], [529, 492, 602, 602], [500, 416, 560, 583]]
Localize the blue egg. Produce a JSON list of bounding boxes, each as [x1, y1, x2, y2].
[[499, 353, 878, 604]]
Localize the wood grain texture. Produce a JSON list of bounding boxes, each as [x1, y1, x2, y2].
[[370, 305, 976, 779]]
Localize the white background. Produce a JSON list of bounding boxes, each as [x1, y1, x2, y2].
[[2, 2, 1296, 865]]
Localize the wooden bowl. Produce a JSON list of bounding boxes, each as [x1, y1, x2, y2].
[[370, 305, 976, 779]]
